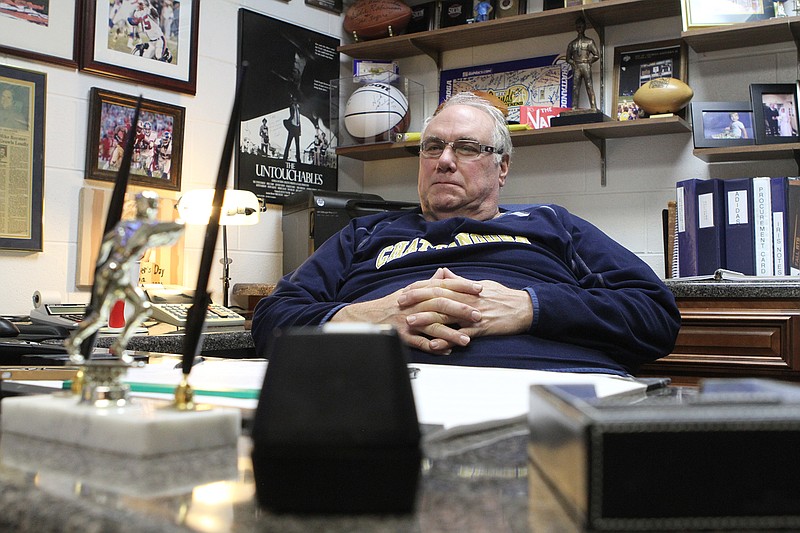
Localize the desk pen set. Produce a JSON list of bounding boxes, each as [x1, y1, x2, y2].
[[1, 72, 247, 458]]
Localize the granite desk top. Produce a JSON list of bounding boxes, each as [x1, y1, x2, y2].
[[0, 418, 529, 532], [665, 278, 800, 299], [90, 325, 255, 358]]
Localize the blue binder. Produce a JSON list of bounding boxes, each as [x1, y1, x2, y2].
[[676, 178, 699, 277], [722, 178, 755, 276], [695, 178, 726, 275], [771, 177, 789, 275]]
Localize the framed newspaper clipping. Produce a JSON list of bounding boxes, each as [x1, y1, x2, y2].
[[0, 65, 46, 251]]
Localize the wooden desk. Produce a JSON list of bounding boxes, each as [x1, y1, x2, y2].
[[638, 280, 800, 386]]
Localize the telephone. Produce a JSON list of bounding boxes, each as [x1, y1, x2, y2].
[[144, 286, 246, 328], [28, 288, 245, 330]]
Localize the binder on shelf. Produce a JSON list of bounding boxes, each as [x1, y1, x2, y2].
[[722, 178, 755, 276], [788, 178, 800, 275], [695, 178, 726, 276], [771, 177, 789, 275], [753, 177, 774, 276], [675, 178, 700, 277]]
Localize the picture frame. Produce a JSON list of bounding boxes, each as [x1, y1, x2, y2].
[[689, 101, 755, 148], [750, 83, 800, 145], [612, 39, 688, 121], [440, 54, 572, 124], [0, 1, 82, 67], [305, 0, 343, 14], [81, 0, 199, 95], [0, 64, 46, 252], [85, 88, 184, 192], [235, 10, 340, 206], [682, 0, 775, 31]]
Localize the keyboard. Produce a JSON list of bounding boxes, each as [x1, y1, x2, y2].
[[149, 303, 245, 328]]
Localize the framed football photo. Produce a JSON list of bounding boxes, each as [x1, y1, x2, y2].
[[85, 88, 184, 191]]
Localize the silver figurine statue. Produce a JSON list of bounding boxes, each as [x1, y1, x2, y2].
[[65, 191, 184, 364]]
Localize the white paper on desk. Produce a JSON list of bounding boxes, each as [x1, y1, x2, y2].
[[410, 363, 646, 429], [12, 361, 646, 430]]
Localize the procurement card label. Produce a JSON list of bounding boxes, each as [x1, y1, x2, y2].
[[439, 54, 572, 124]]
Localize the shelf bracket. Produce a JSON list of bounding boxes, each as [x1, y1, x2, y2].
[[583, 130, 607, 187], [407, 37, 441, 67]]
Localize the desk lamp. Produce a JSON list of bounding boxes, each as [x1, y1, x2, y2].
[[177, 189, 260, 307]]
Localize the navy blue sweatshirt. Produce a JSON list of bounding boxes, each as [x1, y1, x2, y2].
[[252, 205, 680, 376]]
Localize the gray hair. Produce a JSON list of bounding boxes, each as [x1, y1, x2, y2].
[[422, 92, 513, 163]]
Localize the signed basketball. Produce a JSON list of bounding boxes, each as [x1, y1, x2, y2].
[[344, 82, 410, 140]]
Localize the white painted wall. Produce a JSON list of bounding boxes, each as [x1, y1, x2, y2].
[[0, 2, 796, 316]]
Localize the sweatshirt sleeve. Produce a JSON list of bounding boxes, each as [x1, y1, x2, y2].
[[526, 207, 681, 370], [250, 223, 356, 356]]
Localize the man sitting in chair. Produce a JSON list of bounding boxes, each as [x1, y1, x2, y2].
[[252, 92, 680, 376]]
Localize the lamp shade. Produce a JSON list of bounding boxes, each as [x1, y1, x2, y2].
[[177, 189, 261, 226]]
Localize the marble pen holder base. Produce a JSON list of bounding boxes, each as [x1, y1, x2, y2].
[[1, 393, 241, 458]]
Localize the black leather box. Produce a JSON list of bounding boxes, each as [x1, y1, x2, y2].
[[528, 379, 800, 531]]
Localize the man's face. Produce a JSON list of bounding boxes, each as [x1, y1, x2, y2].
[[0, 90, 12, 110], [417, 104, 508, 222]]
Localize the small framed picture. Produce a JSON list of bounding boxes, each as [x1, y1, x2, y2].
[[750, 83, 800, 145], [612, 39, 688, 121], [0, 65, 46, 252], [682, 0, 775, 31], [0, 1, 82, 67], [85, 88, 184, 191], [81, 0, 199, 95], [690, 102, 755, 148]]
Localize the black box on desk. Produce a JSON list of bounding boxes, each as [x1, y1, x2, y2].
[[281, 190, 417, 274], [528, 379, 800, 531]]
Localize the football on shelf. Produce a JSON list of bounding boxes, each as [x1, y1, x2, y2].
[[343, 0, 412, 42], [633, 77, 694, 115]]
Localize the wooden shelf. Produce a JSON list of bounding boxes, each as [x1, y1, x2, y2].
[[693, 143, 800, 163], [682, 16, 800, 53], [337, 116, 690, 161], [338, 0, 682, 60]]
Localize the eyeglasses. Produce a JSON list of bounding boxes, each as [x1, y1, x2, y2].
[[419, 138, 503, 160]]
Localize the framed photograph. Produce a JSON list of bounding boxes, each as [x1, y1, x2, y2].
[[85, 88, 184, 191], [682, 0, 775, 31], [0, 65, 46, 252], [0, 1, 82, 67], [690, 101, 755, 148], [440, 54, 572, 124], [235, 10, 340, 205], [750, 83, 800, 144], [81, 0, 199, 95], [612, 39, 688, 121], [305, 0, 343, 14]]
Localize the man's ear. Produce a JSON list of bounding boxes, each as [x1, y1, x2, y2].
[[498, 155, 510, 187]]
